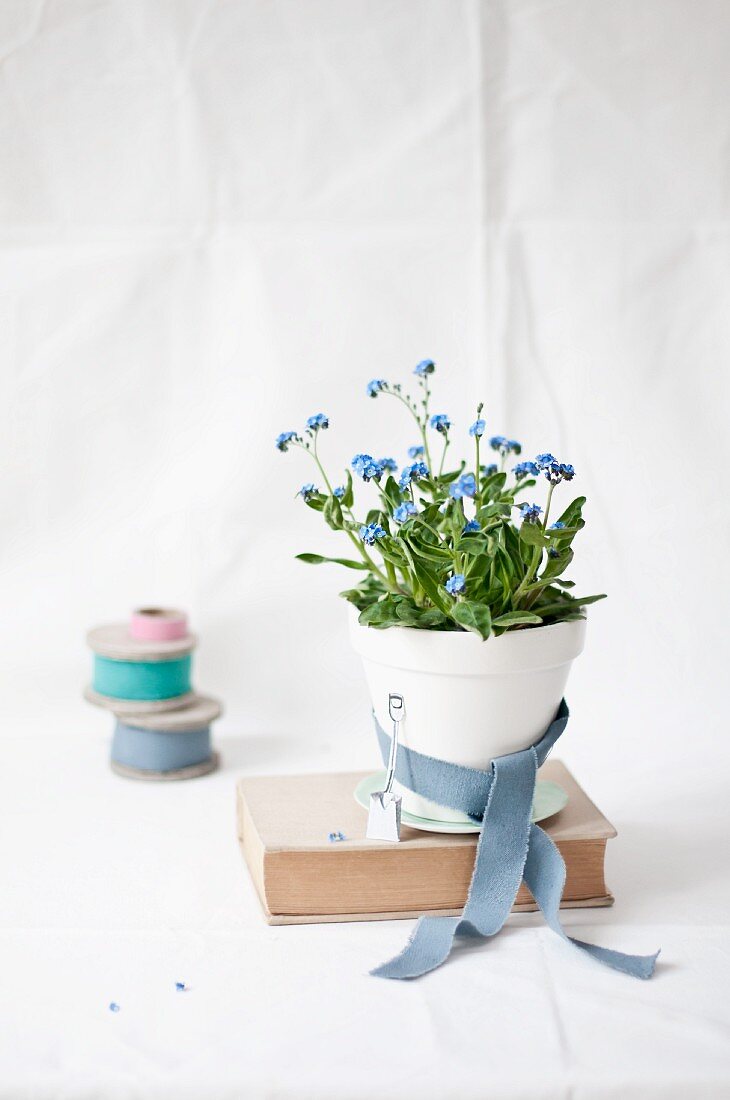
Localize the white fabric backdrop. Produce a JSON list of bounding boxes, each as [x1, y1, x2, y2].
[[1, 2, 729, 1097]]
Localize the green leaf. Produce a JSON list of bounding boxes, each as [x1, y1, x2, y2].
[[453, 536, 489, 556], [341, 469, 354, 509], [545, 525, 581, 540], [541, 547, 573, 581], [518, 521, 547, 548], [358, 597, 400, 628], [382, 476, 402, 505], [415, 607, 452, 629], [451, 600, 492, 640], [531, 592, 605, 618], [492, 612, 543, 628], [323, 494, 344, 530], [295, 553, 368, 570], [555, 495, 586, 528], [400, 538, 450, 613]]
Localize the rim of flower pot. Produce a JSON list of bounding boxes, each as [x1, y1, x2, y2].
[[347, 603, 587, 675]]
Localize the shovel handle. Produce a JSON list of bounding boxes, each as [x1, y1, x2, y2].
[[384, 693, 404, 795]]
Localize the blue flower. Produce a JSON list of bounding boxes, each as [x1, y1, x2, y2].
[[462, 519, 481, 534], [520, 502, 542, 522], [469, 419, 486, 438], [513, 461, 540, 480], [407, 444, 425, 459], [548, 548, 560, 559], [429, 413, 451, 434], [398, 461, 430, 490], [366, 379, 387, 398], [333, 486, 346, 499], [481, 463, 498, 477], [306, 413, 329, 432], [109, 1003, 120, 1013], [175, 982, 187, 992], [352, 453, 384, 481], [549, 520, 565, 530], [275, 430, 299, 452], [490, 436, 521, 456], [535, 455, 575, 484], [445, 573, 466, 596], [394, 501, 418, 523], [414, 359, 435, 376], [360, 522, 386, 545], [297, 483, 318, 501], [449, 472, 477, 499], [378, 457, 398, 472]]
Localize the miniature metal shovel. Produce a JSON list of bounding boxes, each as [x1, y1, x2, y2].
[[366, 693, 404, 842]]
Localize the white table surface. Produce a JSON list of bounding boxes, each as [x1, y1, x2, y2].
[[2, 669, 730, 1100]]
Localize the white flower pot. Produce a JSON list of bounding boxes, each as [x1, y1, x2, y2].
[[349, 606, 586, 824]]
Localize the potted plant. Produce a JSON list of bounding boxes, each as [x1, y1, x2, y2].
[[276, 360, 604, 823]]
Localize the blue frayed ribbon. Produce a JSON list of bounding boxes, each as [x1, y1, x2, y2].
[[372, 700, 659, 981]]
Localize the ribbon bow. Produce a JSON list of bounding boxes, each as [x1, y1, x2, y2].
[[372, 700, 659, 980]]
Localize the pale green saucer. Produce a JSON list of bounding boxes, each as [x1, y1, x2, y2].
[[354, 771, 568, 834]]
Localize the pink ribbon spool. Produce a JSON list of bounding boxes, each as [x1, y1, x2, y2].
[[129, 608, 188, 643]]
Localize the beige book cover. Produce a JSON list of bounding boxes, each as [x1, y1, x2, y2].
[[237, 760, 616, 925]]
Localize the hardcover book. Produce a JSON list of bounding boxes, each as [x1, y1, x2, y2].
[[237, 760, 616, 925]]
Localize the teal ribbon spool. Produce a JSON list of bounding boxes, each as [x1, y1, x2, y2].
[[92, 654, 192, 701], [111, 721, 211, 773]]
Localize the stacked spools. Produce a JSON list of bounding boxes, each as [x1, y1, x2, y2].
[[84, 608, 221, 780]]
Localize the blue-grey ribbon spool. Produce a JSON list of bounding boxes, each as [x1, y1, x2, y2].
[[372, 700, 659, 981], [93, 654, 192, 701], [111, 721, 212, 773]]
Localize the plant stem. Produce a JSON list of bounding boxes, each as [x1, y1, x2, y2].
[[542, 482, 555, 531], [475, 435, 481, 498], [304, 440, 392, 589], [438, 435, 450, 477]]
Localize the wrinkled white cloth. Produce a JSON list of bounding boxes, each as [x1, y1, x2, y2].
[[1, 0, 729, 1096]]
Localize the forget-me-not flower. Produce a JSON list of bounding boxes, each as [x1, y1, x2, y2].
[[535, 454, 575, 484], [520, 502, 542, 522], [463, 519, 481, 534], [276, 430, 299, 452], [449, 472, 477, 499], [445, 573, 466, 596], [429, 413, 451, 435], [306, 413, 329, 432], [366, 379, 387, 398], [378, 457, 398, 472], [352, 454, 384, 482], [407, 444, 425, 459], [469, 419, 486, 438], [394, 501, 418, 523], [333, 486, 346, 499], [399, 461, 430, 491], [513, 461, 540, 480], [297, 483, 318, 501], [414, 359, 435, 377], [490, 435, 522, 456], [549, 520, 565, 530], [360, 522, 387, 545], [481, 463, 498, 477]]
